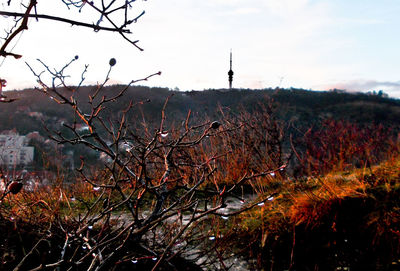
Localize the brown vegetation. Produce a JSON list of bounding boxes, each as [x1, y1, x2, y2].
[[0, 58, 288, 270]]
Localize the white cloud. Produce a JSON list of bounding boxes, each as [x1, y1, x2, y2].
[[325, 79, 400, 92], [220, 7, 262, 16], [263, 0, 312, 16]]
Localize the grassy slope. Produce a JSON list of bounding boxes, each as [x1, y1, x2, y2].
[[231, 158, 400, 270]]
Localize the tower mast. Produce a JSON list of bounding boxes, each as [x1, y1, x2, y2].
[[228, 50, 234, 89]]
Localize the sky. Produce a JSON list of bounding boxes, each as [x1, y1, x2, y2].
[[1, 0, 400, 97]]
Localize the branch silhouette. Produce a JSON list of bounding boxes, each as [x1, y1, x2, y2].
[[0, 11, 132, 33], [0, 0, 145, 59], [0, 0, 36, 59]]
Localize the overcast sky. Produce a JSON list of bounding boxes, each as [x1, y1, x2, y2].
[[2, 0, 400, 97]]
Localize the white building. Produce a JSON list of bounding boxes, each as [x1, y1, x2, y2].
[[0, 131, 34, 166]]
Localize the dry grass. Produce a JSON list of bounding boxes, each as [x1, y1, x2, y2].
[[227, 155, 400, 270]]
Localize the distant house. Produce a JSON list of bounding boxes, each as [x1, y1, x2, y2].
[[26, 131, 45, 142], [0, 131, 34, 166], [28, 111, 44, 119]]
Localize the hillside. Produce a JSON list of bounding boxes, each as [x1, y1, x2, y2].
[[1, 86, 399, 171], [1, 86, 400, 270], [2, 86, 400, 133]]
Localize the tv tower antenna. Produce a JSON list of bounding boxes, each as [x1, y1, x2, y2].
[[228, 49, 234, 89]]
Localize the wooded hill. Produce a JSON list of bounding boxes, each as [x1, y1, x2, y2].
[[2, 86, 400, 135]]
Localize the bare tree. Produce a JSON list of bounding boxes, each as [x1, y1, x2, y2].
[[10, 57, 285, 270]]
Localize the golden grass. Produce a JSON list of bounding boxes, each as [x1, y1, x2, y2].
[[233, 155, 400, 242]]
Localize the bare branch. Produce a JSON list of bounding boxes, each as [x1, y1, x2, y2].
[[0, 0, 36, 58], [0, 11, 132, 33]]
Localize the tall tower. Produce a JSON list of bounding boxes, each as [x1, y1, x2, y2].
[[228, 50, 234, 89]]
